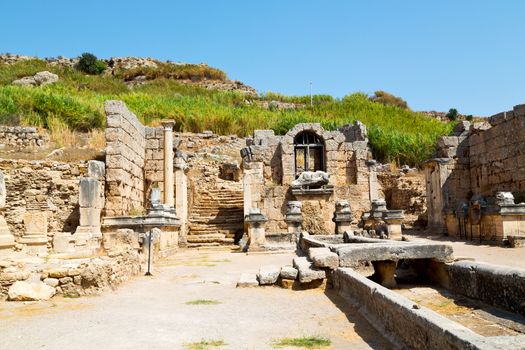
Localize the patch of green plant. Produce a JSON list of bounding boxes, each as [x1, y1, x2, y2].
[[273, 336, 331, 349], [185, 339, 226, 350], [185, 299, 222, 305], [0, 59, 455, 166], [76, 53, 107, 75]]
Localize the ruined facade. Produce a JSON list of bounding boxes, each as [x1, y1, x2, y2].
[[426, 103, 525, 244], [242, 122, 372, 236]]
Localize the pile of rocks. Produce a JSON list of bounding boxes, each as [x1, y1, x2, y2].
[[0, 248, 142, 301], [12, 71, 59, 87], [237, 247, 340, 289]]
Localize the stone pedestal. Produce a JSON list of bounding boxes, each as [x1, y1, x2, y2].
[[162, 120, 175, 207], [285, 201, 303, 235], [385, 210, 404, 240], [372, 260, 397, 288], [245, 208, 268, 251], [333, 200, 352, 234], [20, 211, 48, 254]]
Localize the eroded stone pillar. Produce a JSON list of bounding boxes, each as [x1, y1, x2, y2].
[[162, 120, 175, 207], [175, 155, 188, 245], [0, 171, 15, 255]]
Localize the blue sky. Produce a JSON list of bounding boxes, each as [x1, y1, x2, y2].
[[1, 0, 524, 116]]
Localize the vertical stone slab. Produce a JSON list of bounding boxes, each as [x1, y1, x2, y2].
[[175, 157, 188, 244], [162, 120, 175, 207], [0, 170, 15, 255]]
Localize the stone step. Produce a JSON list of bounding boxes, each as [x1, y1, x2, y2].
[[186, 233, 226, 243], [293, 256, 326, 283]]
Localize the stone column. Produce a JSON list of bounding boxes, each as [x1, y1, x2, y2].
[[285, 201, 303, 235], [245, 208, 268, 251], [0, 171, 15, 256], [333, 200, 353, 234], [162, 120, 175, 207], [175, 155, 188, 245]]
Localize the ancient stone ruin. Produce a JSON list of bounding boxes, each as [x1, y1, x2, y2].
[[426, 103, 525, 247], [1, 100, 525, 350]]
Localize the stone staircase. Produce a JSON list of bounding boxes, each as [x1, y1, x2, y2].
[[187, 182, 244, 247]]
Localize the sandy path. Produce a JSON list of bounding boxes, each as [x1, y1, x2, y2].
[[0, 249, 389, 350]]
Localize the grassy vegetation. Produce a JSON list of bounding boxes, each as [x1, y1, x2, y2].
[[273, 336, 331, 349], [185, 299, 222, 305], [0, 59, 454, 166], [185, 339, 226, 350]]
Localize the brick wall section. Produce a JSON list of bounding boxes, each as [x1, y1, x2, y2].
[[0, 159, 87, 243], [0, 126, 48, 148], [104, 101, 146, 216]]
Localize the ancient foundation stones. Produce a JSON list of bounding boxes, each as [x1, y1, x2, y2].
[[257, 265, 281, 285], [280, 266, 298, 280], [8, 281, 56, 301], [293, 256, 326, 283], [309, 247, 340, 269], [236, 273, 259, 287]]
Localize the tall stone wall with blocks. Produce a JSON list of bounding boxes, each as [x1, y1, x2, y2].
[[425, 103, 525, 234], [104, 101, 146, 216]]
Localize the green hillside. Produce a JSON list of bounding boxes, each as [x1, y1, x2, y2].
[[0, 59, 453, 166]]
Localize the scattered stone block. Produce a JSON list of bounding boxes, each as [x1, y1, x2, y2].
[[280, 266, 298, 280], [336, 242, 454, 267], [8, 281, 56, 301], [293, 257, 326, 283], [43, 277, 59, 287], [47, 267, 69, 278], [236, 273, 259, 287], [309, 247, 339, 269], [257, 265, 280, 285], [508, 236, 525, 248]]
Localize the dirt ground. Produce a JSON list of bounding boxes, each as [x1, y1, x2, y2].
[[0, 249, 390, 350]]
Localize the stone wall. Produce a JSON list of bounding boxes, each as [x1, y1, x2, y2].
[[104, 101, 146, 216], [426, 103, 525, 235], [0, 159, 87, 245], [0, 126, 48, 148], [446, 261, 525, 317], [244, 122, 371, 235]]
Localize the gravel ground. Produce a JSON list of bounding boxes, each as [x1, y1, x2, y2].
[[0, 249, 389, 350]]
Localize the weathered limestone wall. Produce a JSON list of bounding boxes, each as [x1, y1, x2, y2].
[[0, 126, 48, 148], [469, 105, 525, 195], [0, 159, 87, 244], [244, 123, 371, 235], [426, 104, 525, 236], [104, 101, 146, 216], [446, 261, 525, 317]]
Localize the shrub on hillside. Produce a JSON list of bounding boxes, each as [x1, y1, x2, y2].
[[75, 53, 107, 75], [446, 108, 458, 121], [369, 90, 409, 109]]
